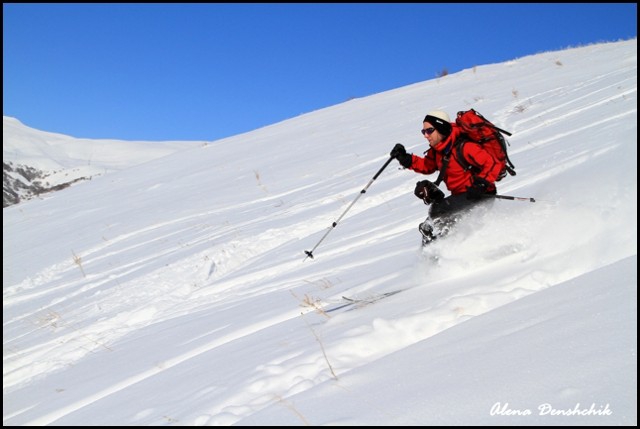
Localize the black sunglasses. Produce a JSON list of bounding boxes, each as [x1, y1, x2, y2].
[[421, 127, 436, 136]]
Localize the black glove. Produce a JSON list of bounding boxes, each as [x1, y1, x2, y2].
[[414, 180, 445, 204], [390, 143, 406, 158], [466, 177, 492, 200], [390, 143, 413, 168]]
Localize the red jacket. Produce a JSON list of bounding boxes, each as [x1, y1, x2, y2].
[[408, 125, 501, 195]]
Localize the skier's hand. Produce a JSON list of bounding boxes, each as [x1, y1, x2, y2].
[[390, 143, 406, 158], [415, 180, 444, 204], [390, 144, 412, 168], [466, 177, 491, 200]]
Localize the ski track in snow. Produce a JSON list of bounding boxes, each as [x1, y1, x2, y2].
[[10, 194, 625, 424]]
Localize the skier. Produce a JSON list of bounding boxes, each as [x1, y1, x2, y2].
[[390, 110, 503, 245]]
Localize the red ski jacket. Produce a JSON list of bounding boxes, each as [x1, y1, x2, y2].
[[408, 125, 502, 195]]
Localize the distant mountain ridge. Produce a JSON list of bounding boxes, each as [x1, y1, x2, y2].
[[2, 116, 204, 207], [3, 159, 89, 208]]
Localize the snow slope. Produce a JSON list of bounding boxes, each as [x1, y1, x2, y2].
[[3, 39, 637, 425]]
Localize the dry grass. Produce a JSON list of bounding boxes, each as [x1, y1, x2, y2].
[[71, 250, 86, 277]]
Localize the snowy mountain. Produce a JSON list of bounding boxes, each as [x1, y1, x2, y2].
[[3, 116, 203, 207], [3, 39, 637, 425]]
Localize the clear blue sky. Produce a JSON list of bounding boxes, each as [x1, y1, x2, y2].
[[3, 3, 637, 142]]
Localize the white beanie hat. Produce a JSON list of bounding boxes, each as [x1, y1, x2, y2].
[[426, 110, 450, 123], [423, 110, 452, 135]]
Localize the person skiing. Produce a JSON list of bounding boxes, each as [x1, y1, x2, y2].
[[390, 110, 503, 245]]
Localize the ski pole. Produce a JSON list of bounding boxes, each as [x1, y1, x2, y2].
[[487, 194, 536, 202], [304, 156, 395, 260]]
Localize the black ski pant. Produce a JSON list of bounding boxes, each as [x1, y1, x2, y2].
[[419, 192, 495, 244]]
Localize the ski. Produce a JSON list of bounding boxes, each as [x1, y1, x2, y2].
[[341, 290, 403, 306], [324, 290, 404, 313]]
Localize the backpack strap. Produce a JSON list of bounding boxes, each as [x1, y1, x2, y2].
[[453, 135, 477, 175], [434, 142, 453, 186], [496, 132, 517, 174]]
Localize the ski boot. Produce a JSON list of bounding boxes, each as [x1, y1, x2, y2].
[[418, 220, 437, 247]]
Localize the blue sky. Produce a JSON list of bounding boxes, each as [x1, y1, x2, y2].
[[3, 3, 637, 142]]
